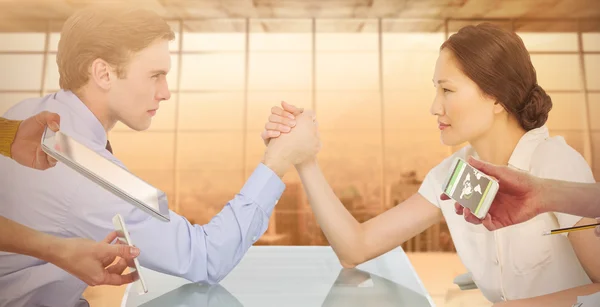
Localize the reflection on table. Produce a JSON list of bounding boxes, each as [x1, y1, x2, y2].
[[123, 246, 434, 307]]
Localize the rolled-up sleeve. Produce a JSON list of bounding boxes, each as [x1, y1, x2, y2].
[[66, 163, 285, 284]]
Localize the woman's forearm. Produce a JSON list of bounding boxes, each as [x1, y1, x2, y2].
[[296, 159, 368, 267]]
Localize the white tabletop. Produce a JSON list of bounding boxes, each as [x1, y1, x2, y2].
[[122, 246, 435, 307]]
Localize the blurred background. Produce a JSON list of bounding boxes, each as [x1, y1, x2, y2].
[[0, 0, 598, 306]]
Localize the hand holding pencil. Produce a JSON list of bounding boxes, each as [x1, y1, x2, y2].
[[543, 218, 600, 236]]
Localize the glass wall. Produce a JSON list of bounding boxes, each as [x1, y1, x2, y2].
[[1, 18, 597, 250]]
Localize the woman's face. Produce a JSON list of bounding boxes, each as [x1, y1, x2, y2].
[[430, 48, 500, 146]]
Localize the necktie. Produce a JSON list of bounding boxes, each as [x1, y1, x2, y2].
[[106, 140, 113, 154]]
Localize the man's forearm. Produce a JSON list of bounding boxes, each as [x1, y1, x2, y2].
[[542, 180, 600, 218], [0, 215, 61, 262]]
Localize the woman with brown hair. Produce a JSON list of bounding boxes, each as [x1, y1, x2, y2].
[[262, 23, 600, 306]]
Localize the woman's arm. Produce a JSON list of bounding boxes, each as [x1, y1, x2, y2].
[[297, 159, 443, 267]]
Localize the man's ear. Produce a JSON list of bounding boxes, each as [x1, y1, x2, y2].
[[90, 58, 113, 90]]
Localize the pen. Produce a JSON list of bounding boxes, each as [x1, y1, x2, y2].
[[542, 222, 600, 236]]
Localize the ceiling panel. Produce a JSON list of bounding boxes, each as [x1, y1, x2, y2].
[[0, 0, 597, 32]]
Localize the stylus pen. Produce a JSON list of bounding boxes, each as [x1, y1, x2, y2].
[[542, 222, 600, 236]]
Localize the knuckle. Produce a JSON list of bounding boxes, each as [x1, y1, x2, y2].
[[268, 114, 279, 122]]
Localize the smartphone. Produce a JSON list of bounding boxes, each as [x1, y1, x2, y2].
[[112, 214, 148, 295], [441, 157, 499, 219]]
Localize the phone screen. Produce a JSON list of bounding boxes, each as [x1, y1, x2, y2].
[[444, 159, 494, 215]]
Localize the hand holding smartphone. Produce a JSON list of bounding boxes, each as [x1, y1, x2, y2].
[[112, 214, 148, 295], [442, 157, 499, 219]]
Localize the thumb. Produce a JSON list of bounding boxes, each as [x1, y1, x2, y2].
[[109, 243, 140, 259], [467, 156, 498, 178], [35, 111, 61, 131], [440, 193, 450, 201], [281, 101, 303, 116]]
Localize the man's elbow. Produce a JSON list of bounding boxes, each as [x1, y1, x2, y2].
[[188, 273, 226, 285]]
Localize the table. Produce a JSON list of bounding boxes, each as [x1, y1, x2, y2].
[[122, 246, 435, 307]]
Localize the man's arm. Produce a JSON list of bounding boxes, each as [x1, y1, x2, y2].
[[68, 162, 286, 284], [0, 215, 62, 257], [0, 215, 139, 286], [65, 113, 317, 284], [541, 179, 600, 219], [1, 111, 60, 170]]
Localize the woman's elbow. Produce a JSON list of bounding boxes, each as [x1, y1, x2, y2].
[[337, 249, 367, 269], [340, 260, 358, 269]]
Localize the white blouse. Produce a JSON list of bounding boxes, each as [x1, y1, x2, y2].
[[418, 126, 594, 303]]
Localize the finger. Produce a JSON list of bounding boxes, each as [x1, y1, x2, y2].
[[34, 111, 61, 131], [261, 130, 280, 144], [482, 214, 498, 231], [281, 101, 303, 116], [47, 155, 57, 167], [34, 147, 50, 170], [102, 231, 119, 244], [454, 203, 464, 215], [440, 193, 450, 201], [268, 114, 296, 128], [107, 242, 140, 259], [595, 225, 600, 237], [265, 122, 291, 133], [270, 106, 287, 117], [463, 208, 482, 225], [269, 105, 296, 120], [265, 130, 281, 138], [106, 258, 129, 275], [103, 271, 137, 286]]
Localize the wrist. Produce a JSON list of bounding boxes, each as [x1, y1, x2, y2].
[[537, 178, 559, 214], [32, 233, 65, 264], [296, 157, 318, 172], [262, 154, 290, 178]]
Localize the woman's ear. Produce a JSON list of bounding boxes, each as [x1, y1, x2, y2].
[[493, 101, 506, 114]]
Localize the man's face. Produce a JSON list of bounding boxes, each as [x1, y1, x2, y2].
[[108, 39, 171, 131]]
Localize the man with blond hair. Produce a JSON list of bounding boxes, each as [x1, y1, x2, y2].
[[0, 5, 320, 306]]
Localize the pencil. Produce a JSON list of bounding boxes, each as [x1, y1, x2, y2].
[[542, 222, 600, 236]]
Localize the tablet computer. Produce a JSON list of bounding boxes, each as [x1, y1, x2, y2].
[[41, 126, 170, 222]]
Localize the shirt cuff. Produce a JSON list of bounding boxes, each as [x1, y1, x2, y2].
[[240, 163, 286, 216], [0, 118, 22, 158]]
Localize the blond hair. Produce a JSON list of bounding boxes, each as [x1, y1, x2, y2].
[[57, 5, 175, 91]]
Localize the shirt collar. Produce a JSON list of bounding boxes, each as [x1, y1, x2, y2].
[[506, 126, 550, 171], [470, 126, 550, 171], [54, 90, 108, 148]]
